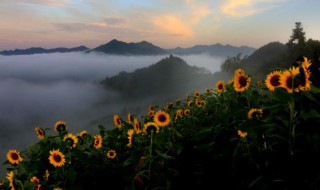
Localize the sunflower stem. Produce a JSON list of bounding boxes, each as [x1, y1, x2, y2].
[[147, 130, 154, 186], [288, 99, 296, 155]]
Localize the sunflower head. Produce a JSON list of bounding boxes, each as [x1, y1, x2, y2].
[[216, 80, 225, 93], [63, 133, 78, 149], [54, 120, 67, 133], [194, 91, 201, 99], [7, 150, 23, 165], [280, 67, 300, 93], [30, 176, 40, 184], [107, 150, 117, 159], [256, 81, 263, 87], [153, 110, 171, 127], [127, 129, 134, 148], [48, 149, 66, 167], [127, 113, 132, 124], [93, 135, 103, 149], [233, 70, 251, 92], [144, 122, 159, 135], [237, 130, 248, 138], [184, 109, 190, 116], [175, 109, 183, 120], [265, 70, 282, 91], [248, 108, 263, 119], [133, 118, 142, 134], [77, 130, 88, 139], [34, 126, 45, 139], [6, 171, 14, 189], [148, 110, 155, 117], [164, 102, 173, 110], [205, 88, 212, 95], [113, 114, 122, 129], [187, 100, 194, 107]]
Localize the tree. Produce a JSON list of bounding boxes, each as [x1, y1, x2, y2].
[[288, 22, 306, 46]]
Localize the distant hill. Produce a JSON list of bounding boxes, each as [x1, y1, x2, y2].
[[100, 55, 231, 101], [0, 46, 89, 56], [88, 39, 168, 55], [167, 43, 256, 57]]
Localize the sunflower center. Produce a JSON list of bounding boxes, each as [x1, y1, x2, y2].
[[285, 77, 293, 89], [116, 118, 121, 125], [53, 154, 62, 162], [146, 125, 157, 134], [109, 152, 114, 156], [66, 138, 74, 146], [57, 124, 66, 132], [239, 76, 247, 87], [11, 153, 19, 160], [158, 115, 167, 122], [270, 75, 281, 86], [38, 130, 44, 136], [94, 139, 99, 146], [218, 84, 223, 90]]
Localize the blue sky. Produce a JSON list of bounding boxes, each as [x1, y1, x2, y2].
[[0, 0, 319, 50]]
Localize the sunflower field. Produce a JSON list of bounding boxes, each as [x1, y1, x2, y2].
[[2, 56, 320, 190]]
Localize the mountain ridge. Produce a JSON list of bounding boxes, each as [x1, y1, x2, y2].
[[0, 39, 257, 57], [0, 46, 89, 56]]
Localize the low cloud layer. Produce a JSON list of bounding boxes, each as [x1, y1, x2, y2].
[[0, 52, 224, 176]]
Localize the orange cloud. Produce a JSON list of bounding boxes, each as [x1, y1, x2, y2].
[[152, 15, 193, 38], [220, 0, 287, 17], [185, 0, 211, 23]]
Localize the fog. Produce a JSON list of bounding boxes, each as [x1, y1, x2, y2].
[[0, 52, 225, 176]]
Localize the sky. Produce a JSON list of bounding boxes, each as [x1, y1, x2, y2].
[[0, 0, 320, 51]]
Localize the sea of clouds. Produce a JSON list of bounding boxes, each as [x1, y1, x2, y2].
[[0, 52, 225, 176]]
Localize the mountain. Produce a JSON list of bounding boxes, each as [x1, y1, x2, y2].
[[88, 39, 168, 55], [0, 46, 89, 55], [167, 43, 256, 57], [100, 55, 231, 101]]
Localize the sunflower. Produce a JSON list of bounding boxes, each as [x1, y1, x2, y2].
[[54, 120, 67, 132], [184, 109, 190, 116], [34, 126, 45, 139], [154, 110, 171, 127], [164, 102, 173, 110], [149, 106, 155, 112], [248, 108, 263, 119], [194, 91, 201, 98], [77, 130, 88, 139], [44, 170, 50, 180], [53, 188, 63, 190], [6, 171, 14, 190], [127, 129, 134, 148], [7, 150, 23, 165], [233, 69, 251, 92], [48, 149, 65, 167], [30, 176, 41, 190], [127, 113, 132, 124], [176, 99, 181, 105], [299, 58, 312, 91], [148, 110, 155, 117], [195, 100, 202, 107], [113, 114, 122, 129], [280, 66, 300, 93], [144, 122, 159, 134], [107, 150, 117, 159], [93, 135, 103, 149], [30, 176, 40, 184], [256, 81, 263, 87], [175, 109, 183, 120], [133, 118, 142, 134], [63, 133, 78, 149], [205, 88, 212, 95], [265, 70, 282, 91], [216, 80, 225, 93], [187, 100, 194, 107], [237, 130, 248, 138]]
